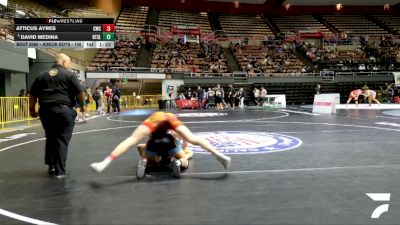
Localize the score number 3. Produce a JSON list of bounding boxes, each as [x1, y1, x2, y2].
[[102, 24, 115, 32]]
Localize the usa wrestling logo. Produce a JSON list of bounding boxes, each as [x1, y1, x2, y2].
[[190, 131, 302, 154]]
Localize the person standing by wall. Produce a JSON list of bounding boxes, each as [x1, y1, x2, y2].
[[315, 84, 321, 95], [260, 87, 267, 105], [227, 84, 236, 109], [253, 87, 260, 106], [29, 53, 85, 178], [237, 87, 245, 108], [104, 86, 113, 113], [112, 85, 121, 113], [92, 87, 103, 114], [196, 86, 204, 109]]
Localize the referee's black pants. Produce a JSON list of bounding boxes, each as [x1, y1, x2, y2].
[[112, 99, 120, 112], [39, 104, 77, 176]]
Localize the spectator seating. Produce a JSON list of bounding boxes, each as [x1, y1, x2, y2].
[[322, 15, 388, 36], [150, 41, 228, 73], [371, 15, 400, 35], [232, 44, 305, 74], [299, 36, 400, 72], [86, 39, 141, 71], [58, 0, 112, 18], [158, 10, 212, 34], [219, 14, 274, 38], [303, 45, 372, 71], [0, 18, 13, 40], [116, 6, 148, 33], [7, 0, 54, 17], [6, 0, 111, 18], [271, 15, 333, 36]]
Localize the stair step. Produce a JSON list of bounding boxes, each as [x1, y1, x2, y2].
[[136, 44, 153, 67], [223, 48, 241, 72]]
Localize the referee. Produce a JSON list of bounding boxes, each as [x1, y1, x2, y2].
[[29, 53, 85, 178]]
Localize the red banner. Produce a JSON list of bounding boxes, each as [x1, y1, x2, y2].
[[171, 25, 200, 35], [175, 100, 206, 109]]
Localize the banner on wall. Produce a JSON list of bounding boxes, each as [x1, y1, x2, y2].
[[0, 0, 7, 6], [167, 85, 174, 97], [86, 72, 166, 79], [312, 94, 337, 114], [394, 72, 400, 87]]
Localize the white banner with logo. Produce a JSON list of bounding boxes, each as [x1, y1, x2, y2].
[[312, 94, 338, 114], [86, 72, 166, 80], [263, 95, 286, 108], [394, 72, 400, 87], [320, 93, 340, 104]]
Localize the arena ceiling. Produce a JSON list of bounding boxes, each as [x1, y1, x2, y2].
[[284, 0, 399, 6], [207, 0, 267, 4], [208, 0, 396, 5], [122, 0, 399, 15]]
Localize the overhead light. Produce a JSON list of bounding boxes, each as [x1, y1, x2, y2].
[[60, 9, 69, 15], [336, 3, 343, 11], [15, 10, 26, 15], [234, 1, 239, 8], [15, 10, 28, 18], [181, 0, 185, 3], [384, 3, 390, 10], [284, 4, 291, 11]]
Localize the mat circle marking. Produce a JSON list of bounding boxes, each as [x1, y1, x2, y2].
[[190, 131, 302, 154], [176, 112, 228, 117]]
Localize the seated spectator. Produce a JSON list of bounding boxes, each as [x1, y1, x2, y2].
[[178, 93, 186, 100]]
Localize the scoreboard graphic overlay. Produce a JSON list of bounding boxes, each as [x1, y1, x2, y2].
[[14, 18, 115, 48]]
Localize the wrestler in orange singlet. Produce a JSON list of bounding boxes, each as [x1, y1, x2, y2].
[[90, 112, 231, 175], [346, 89, 363, 107]]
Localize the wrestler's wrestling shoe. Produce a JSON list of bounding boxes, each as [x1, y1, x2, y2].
[[136, 158, 148, 179], [90, 157, 112, 173], [216, 154, 231, 170], [90, 162, 105, 173], [171, 158, 181, 178]]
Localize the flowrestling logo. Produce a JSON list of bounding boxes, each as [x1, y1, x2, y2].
[[190, 131, 302, 154], [314, 101, 333, 106], [176, 112, 227, 118], [366, 193, 391, 219]]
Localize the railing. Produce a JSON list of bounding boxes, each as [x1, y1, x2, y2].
[[323, 37, 359, 46], [87, 66, 189, 73], [41, 48, 90, 67], [335, 71, 394, 77], [0, 94, 164, 129], [86, 95, 162, 112], [184, 72, 233, 77], [142, 25, 158, 35], [124, 95, 162, 109], [0, 97, 31, 129], [85, 67, 396, 78]]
